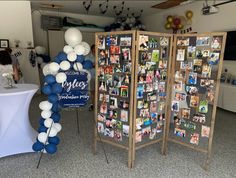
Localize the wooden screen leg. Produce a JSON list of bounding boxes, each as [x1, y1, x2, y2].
[[128, 149, 133, 169]]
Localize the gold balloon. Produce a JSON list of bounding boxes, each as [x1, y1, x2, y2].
[[165, 23, 171, 30], [185, 10, 193, 19], [167, 15, 173, 23], [179, 16, 187, 26], [178, 24, 184, 29]]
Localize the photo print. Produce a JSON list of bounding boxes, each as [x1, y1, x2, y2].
[[183, 121, 196, 132], [209, 52, 220, 65], [99, 93, 109, 103], [160, 37, 169, 46], [158, 92, 166, 101], [175, 71, 184, 82], [98, 67, 105, 79], [110, 55, 120, 64], [174, 128, 186, 137], [139, 35, 149, 50], [185, 85, 198, 95], [151, 50, 160, 63], [106, 36, 118, 46], [137, 100, 144, 109], [196, 49, 203, 58], [97, 122, 105, 134], [135, 131, 142, 143], [161, 46, 168, 59], [105, 75, 113, 88], [206, 88, 214, 103], [123, 125, 129, 137], [190, 133, 199, 145], [190, 95, 199, 107], [136, 118, 143, 130], [119, 100, 129, 109], [104, 66, 113, 74], [98, 36, 105, 49], [156, 123, 163, 133], [158, 60, 168, 69], [149, 38, 158, 48], [138, 75, 145, 84], [181, 108, 190, 119], [200, 79, 214, 88], [108, 109, 118, 119], [122, 48, 131, 61], [174, 81, 183, 91], [157, 113, 165, 122], [174, 92, 187, 101], [188, 72, 198, 85], [143, 100, 149, 109], [199, 100, 208, 113], [104, 128, 114, 138], [146, 71, 154, 83], [109, 87, 119, 96], [100, 103, 107, 114], [180, 61, 193, 70], [105, 118, 113, 129], [121, 109, 128, 122], [99, 81, 107, 92], [201, 64, 212, 78], [140, 51, 149, 64], [151, 113, 158, 122], [120, 85, 129, 97], [192, 113, 206, 124], [110, 97, 118, 109], [196, 37, 210, 46], [110, 46, 120, 54], [187, 46, 196, 58], [123, 62, 132, 73], [149, 128, 157, 140], [137, 84, 144, 99], [201, 125, 210, 138], [177, 38, 189, 46], [160, 70, 167, 80], [142, 126, 151, 136], [120, 36, 132, 46], [202, 49, 210, 57], [150, 101, 157, 112], [146, 83, 153, 92], [171, 100, 180, 112], [97, 113, 106, 122], [211, 36, 222, 50], [124, 74, 130, 84], [147, 92, 157, 101], [140, 109, 150, 117], [176, 49, 185, 61], [158, 82, 166, 93], [143, 118, 152, 126], [114, 130, 122, 141], [146, 61, 156, 71], [174, 115, 181, 128]]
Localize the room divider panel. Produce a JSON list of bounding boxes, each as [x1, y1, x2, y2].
[[94, 31, 226, 169], [163, 32, 227, 170]]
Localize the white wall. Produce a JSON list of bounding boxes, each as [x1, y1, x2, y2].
[[142, 1, 236, 76], [32, 10, 115, 51], [0, 1, 34, 48]]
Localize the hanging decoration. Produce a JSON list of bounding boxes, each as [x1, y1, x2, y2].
[[164, 10, 193, 34], [99, 0, 109, 14], [83, 0, 93, 14], [32, 28, 93, 154]]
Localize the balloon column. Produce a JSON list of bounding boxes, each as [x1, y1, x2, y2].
[[164, 10, 193, 34], [35, 46, 51, 69], [32, 28, 93, 154]]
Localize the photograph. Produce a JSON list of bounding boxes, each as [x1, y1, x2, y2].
[[174, 81, 183, 91], [140, 109, 150, 117], [109, 87, 119, 96], [114, 130, 122, 141], [110, 97, 118, 109], [174, 92, 186, 101], [211, 36, 222, 50], [120, 85, 129, 97], [158, 82, 165, 93], [160, 37, 169, 46], [188, 72, 198, 85], [200, 79, 214, 87], [146, 61, 156, 71], [124, 74, 130, 84], [193, 59, 203, 66], [108, 109, 118, 119], [190, 95, 199, 107], [123, 62, 132, 73], [146, 83, 153, 92], [181, 108, 190, 119], [122, 48, 131, 61], [151, 50, 160, 62], [142, 126, 151, 136], [158, 60, 168, 69], [136, 118, 143, 130], [120, 110, 128, 122], [180, 61, 193, 70], [135, 131, 142, 143], [185, 85, 198, 95], [150, 101, 157, 112], [149, 128, 157, 140], [110, 46, 120, 54], [104, 128, 114, 138], [190, 133, 199, 145], [176, 49, 185, 61], [106, 36, 118, 46], [97, 113, 106, 122], [149, 38, 158, 48], [174, 128, 186, 137], [177, 38, 189, 46], [100, 103, 107, 114], [104, 66, 113, 74], [192, 113, 206, 123], [97, 36, 105, 49], [120, 36, 132, 46], [97, 122, 105, 134], [147, 92, 157, 101], [143, 118, 152, 126], [156, 123, 163, 133], [161, 46, 168, 59], [209, 52, 220, 65], [138, 75, 145, 84], [157, 113, 165, 122], [198, 100, 208, 113], [171, 100, 180, 112], [137, 100, 144, 109], [140, 51, 149, 63], [174, 116, 181, 127], [119, 100, 129, 109], [139, 35, 149, 50], [175, 71, 184, 81], [202, 49, 210, 57], [110, 55, 120, 64], [123, 125, 129, 137], [183, 121, 196, 131], [206, 88, 214, 103], [137, 84, 144, 99], [196, 37, 210, 46], [99, 81, 107, 92], [99, 93, 109, 103], [201, 125, 210, 138], [187, 46, 196, 58], [196, 49, 203, 58], [151, 113, 158, 122], [201, 64, 211, 78]]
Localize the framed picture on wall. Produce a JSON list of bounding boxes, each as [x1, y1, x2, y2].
[[0, 39, 9, 48]]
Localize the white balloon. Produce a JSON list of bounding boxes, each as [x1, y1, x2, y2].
[[38, 132, 48, 143], [73, 62, 83, 71], [74, 44, 85, 55], [48, 127, 58, 137], [41, 110, 52, 119], [42, 64, 50, 76], [60, 61, 71, 71], [64, 28, 82, 47], [36, 56, 43, 64], [53, 123, 62, 132], [44, 118, 54, 128], [39, 101, 52, 111], [67, 51, 77, 62], [35, 46, 46, 55], [56, 72, 67, 83], [49, 62, 60, 73], [63, 45, 74, 54], [80, 42, 90, 55]]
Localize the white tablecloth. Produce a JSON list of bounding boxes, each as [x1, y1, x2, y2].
[[218, 83, 236, 113], [0, 84, 38, 157]]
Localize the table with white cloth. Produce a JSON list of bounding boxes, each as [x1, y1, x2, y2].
[[0, 84, 38, 157], [217, 83, 236, 113]]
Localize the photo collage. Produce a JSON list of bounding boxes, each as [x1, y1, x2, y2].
[[135, 35, 170, 143], [171, 35, 223, 146], [96, 34, 133, 142]]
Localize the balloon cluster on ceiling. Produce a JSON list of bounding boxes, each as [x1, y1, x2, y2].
[[32, 28, 93, 154], [164, 10, 193, 33]]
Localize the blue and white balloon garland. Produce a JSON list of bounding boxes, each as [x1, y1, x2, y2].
[[33, 28, 93, 154]]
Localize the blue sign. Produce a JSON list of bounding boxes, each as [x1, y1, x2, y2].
[[58, 70, 89, 108]]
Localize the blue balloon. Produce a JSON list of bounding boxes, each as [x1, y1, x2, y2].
[[55, 52, 67, 62], [44, 75, 56, 84], [83, 60, 93, 69], [38, 125, 48, 133], [51, 103, 60, 112], [51, 112, 61, 122], [45, 144, 57, 154], [51, 83, 63, 94], [76, 55, 85, 63], [39, 117, 45, 126], [48, 94, 59, 103], [48, 136, 60, 145], [32, 141, 45, 152], [41, 85, 52, 95]]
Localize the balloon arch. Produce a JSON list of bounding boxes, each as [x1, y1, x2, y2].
[[32, 28, 93, 154]]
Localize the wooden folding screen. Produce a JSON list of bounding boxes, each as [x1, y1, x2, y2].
[[163, 32, 227, 170]]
